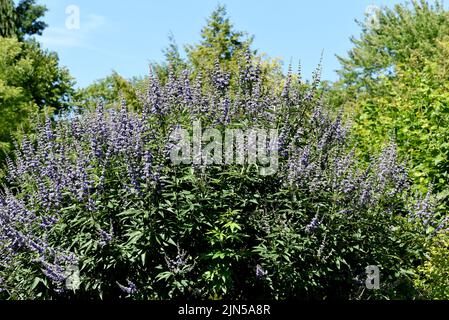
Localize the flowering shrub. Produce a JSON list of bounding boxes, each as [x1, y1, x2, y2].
[[0, 54, 446, 299]]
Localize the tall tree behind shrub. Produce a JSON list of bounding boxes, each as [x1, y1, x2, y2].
[[0, 1, 74, 165], [152, 5, 283, 86], [0, 0, 47, 40], [332, 0, 449, 205], [0, 37, 74, 161], [79, 5, 284, 117], [0, 0, 16, 37]]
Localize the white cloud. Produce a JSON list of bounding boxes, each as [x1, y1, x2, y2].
[[84, 14, 106, 32], [39, 27, 85, 48], [39, 14, 106, 49]]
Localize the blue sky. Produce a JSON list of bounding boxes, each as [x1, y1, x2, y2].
[[36, 0, 407, 88]]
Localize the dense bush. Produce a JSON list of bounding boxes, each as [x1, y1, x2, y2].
[[0, 54, 446, 300], [414, 231, 449, 299]]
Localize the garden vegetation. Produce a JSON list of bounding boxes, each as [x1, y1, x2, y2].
[[0, 0, 448, 300]]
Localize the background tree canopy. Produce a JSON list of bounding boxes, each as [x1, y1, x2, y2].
[[79, 5, 284, 112], [0, 0, 74, 163], [0, 0, 48, 40], [332, 0, 449, 209]]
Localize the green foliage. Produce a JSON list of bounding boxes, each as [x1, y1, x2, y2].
[[0, 37, 74, 159], [14, 0, 48, 40], [1, 57, 441, 300], [185, 5, 252, 71], [0, 37, 39, 155], [0, 0, 47, 40], [152, 4, 283, 86], [76, 71, 140, 111], [414, 232, 449, 299], [335, 0, 448, 93], [332, 0, 449, 204], [21, 40, 74, 111], [0, 0, 16, 38]]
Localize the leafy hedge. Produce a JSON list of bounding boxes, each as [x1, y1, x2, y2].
[[0, 55, 446, 299]]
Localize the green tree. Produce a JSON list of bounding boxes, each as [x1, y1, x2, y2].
[[150, 4, 255, 82], [0, 0, 73, 166], [332, 0, 449, 204], [0, 37, 38, 155], [185, 5, 253, 71], [0, 0, 16, 37], [0, 37, 74, 159], [0, 0, 47, 40], [335, 0, 448, 95], [76, 71, 140, 111], [22, 40, 74, 111], [14, 0, 48, 40], [151, 32, 188, 82]]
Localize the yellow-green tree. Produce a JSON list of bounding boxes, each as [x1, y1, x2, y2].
[[0, 0, 74, 166], [0, 37, 74, 159], [185, 5, 253, 72], [0, 38, 39, 155], [332, 0, 449, 205], [76, 71, 140, 111]]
